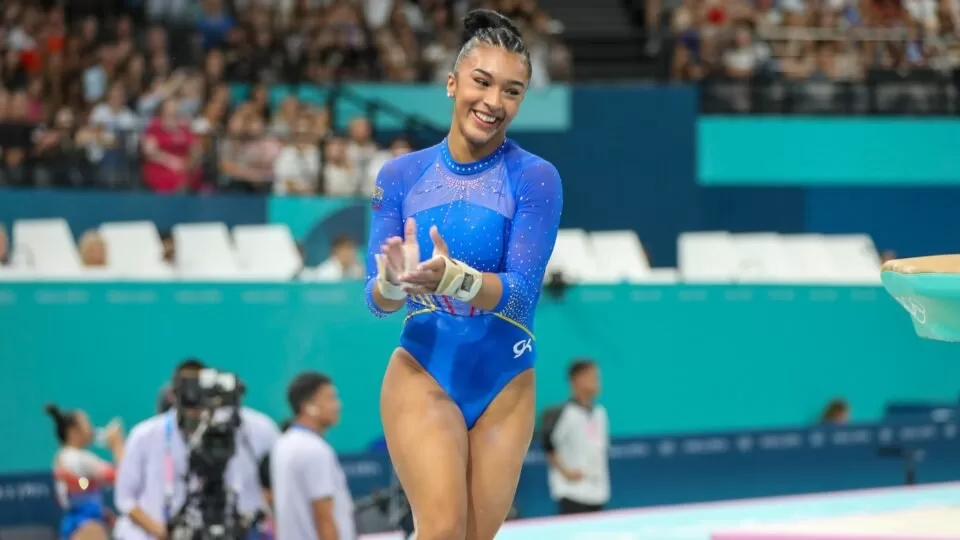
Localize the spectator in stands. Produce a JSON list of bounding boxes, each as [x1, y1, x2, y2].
[[345, 116, 378, 190], [142, 98, 202, 193], [301, 234, 363, 281], [274, 116, 322, 195], [723, 23, 770, 79], [544, 359, 610, 515], [0, 91, 37, 185], [33, 106, 87, 187], [87, 83, 140, 187], [269, 97, 301, 139], [0, 224, 8, 266], [79, 230, 107, 267], [160, 231, 176, 264], [196, 0, 236, 51], [322, 135, 362, 196], [820, 398, 850, 424], [365, 136, 413, 191]]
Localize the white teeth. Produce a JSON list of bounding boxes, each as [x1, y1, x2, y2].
[[475, 111, 497, 123]]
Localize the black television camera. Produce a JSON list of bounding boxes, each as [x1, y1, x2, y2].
[[169, 368, 251, 540]]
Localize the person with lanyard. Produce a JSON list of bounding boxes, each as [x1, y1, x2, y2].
[[113, 359, 279, 540], [270, 371, 354, 540], [542, 358, 610, 515]]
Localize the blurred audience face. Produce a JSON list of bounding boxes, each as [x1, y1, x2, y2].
[[80, 17, 98, 44], [390, 138, 413, 156], [79, 231, 107, 267], [9, 93, 28, 121], [332, 238, 357, 268], [54, 107, 74, 130], [325, 137, 347, 164], [0, 91, 9, 120], [162, 236, 175, 263], [146, 27, 167, 55], [294, 118, 315, 147], [0, 225, 8, 263], [159, 99, 180, 125], [246, 115, 266, 139], [205, 50, 225, 80], [448, 44, 529, 150], [107, 84, 126, 109], [348, 117, 372, 144]]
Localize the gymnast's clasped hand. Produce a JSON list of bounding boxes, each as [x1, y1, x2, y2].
[[375, 217, 483, 302]]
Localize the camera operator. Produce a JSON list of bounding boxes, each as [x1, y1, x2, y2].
[[271, 372, 354, 540], [113, 359, 279, 540], [155, 378, 281, 518]]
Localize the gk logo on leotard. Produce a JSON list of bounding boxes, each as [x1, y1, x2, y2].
[[513, 338, 533, 359]]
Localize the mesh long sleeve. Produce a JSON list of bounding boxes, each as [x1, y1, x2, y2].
[[364, 160, 405, 318], [491, 160, 564, 329]]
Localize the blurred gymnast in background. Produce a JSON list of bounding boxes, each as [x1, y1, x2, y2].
[[364, 8, 563, 540], [46, 404, 124, 540]]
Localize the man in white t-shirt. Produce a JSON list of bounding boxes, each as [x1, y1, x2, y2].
[[543, 358, 610, 515], [271, 371, 355, 540]]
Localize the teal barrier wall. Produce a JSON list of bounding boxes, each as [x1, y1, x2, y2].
[[229, 83, 571, 132], [3, 283, 957, 473], [697, 117, 960, 185]]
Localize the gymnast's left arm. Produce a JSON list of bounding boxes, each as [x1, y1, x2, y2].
[[473, 162, 563, 312], [404, 161, 563, 313]]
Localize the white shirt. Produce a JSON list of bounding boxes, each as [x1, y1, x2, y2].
[[113, 408, 280, 540], [88, 103, 140, 162], [273, 145, 321, 195], [546, 402, 610, 506], [271, 427, 356, 540]]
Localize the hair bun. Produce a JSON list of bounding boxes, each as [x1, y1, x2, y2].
[[462, 9, 521, 45], [44, 403, 61, 420]]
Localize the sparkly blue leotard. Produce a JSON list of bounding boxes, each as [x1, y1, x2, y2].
[[364, 138, 563, 428]]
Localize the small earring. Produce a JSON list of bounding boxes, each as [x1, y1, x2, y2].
[[447, 92, 454, 98]]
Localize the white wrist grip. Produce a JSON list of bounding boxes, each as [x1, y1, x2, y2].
[[375, 254, 407, 301], [435, 255, 483, 302]]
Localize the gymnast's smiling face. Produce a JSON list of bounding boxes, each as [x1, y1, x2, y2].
[[448, 44, 529, 151]]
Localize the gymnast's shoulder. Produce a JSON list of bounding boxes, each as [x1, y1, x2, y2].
[[375, 144, 441, 184], [504, 141, 563, 188]]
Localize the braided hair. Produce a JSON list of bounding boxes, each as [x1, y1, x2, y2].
[[454, 9, 531, 77]]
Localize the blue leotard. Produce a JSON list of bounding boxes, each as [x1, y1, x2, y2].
[[364, 138, 563, 428]]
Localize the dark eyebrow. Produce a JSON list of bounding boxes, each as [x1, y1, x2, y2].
[[472, 68, 526, 89]]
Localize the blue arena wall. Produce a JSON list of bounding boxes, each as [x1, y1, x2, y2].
[[0, 282, 955, 474]]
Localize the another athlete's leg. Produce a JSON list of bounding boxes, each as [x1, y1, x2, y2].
[[70, 520, 108, 540], [381, 348, 470, 540], [464, 369, 536, 540]]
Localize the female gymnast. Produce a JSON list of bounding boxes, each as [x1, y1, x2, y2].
[[363, 9, 563, 540], [45, 404, 124, 540]]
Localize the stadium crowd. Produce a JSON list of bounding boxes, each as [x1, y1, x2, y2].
[[0, 0, 571, 192], [670, 0, 960, 81]]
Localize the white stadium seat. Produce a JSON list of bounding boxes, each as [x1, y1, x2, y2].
[[99, 221, 173, 279], [587, 230, 651, 283], [678, 231, 737, 283], [11, 218, 83, 277], [172, 222, 242, 280], [232, 224, 302, 280], [546, 228, 598, 282]]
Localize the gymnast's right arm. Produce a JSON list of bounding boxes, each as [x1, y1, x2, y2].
[[364, 162, 407, 317]]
